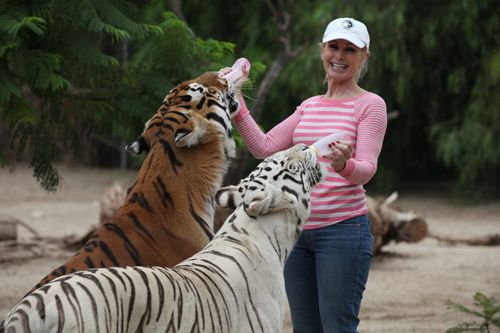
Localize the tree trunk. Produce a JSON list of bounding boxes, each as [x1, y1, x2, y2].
[[168, 0, 187, 22]]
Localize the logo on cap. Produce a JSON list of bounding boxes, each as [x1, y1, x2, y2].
[[342, 20, 353, 29]]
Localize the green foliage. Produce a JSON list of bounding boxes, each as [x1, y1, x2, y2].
[[0, 0, 236, 191], [0, 0, 151, 190], [423, 1, 500, 194], [446, 292, 500, 333]]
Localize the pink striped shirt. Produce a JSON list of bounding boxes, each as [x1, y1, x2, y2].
[[234, 92, 387, 229]]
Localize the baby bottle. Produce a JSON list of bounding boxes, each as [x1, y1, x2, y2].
[[309, 131, 348, 156], [220, 58, 251, 85]]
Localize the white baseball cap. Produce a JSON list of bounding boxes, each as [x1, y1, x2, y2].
[[322, 18, 370, 49]]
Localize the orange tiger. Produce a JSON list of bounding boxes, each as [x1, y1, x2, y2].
[[28, 71, 243, 292]]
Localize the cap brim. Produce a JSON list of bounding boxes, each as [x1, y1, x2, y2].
[[322, 32, 365, 48]]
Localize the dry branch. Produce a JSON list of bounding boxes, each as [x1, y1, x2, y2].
[[428, 233, 500, 246]]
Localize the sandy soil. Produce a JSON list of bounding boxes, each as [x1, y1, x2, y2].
[[1, 164, 499, 332]]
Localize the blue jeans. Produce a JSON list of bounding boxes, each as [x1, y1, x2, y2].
[[284, 215, 373, 333]]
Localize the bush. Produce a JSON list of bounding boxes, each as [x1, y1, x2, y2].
[[446, 292, 500, 333]]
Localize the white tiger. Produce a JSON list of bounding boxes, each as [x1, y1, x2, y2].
[[3, 144, 323, 333]]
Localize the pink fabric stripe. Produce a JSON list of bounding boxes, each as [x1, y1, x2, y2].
[[312, 192, 364, 202], [314, 178, 355, 187], [311, 202, 367, 214], [311, 187, 365, 198], [320, 177, 353, 185], [297, 121, 356, 129], [295, 126, 354, 134], [301, 111, 355, 116]]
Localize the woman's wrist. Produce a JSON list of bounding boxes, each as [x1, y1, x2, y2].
[[337, 158, 355, 177], [233, 96, 250, 122], [332, 161, 346, 172]]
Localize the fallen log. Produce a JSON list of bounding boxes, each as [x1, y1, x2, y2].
[[367, 192, 428, 254]]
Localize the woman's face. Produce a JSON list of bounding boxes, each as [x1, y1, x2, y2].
[[321, 39, 368, 83]]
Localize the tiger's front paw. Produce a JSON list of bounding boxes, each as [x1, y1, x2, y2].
[[244, 182, 281, 217], [246, 195, 272, 217]]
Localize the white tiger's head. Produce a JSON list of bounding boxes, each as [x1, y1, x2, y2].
[[216, 144, 323, 223]]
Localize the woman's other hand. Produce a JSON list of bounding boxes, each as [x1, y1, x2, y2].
[[325, 140, 353, 172]]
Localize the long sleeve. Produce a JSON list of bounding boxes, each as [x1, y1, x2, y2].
[[339, 95, 387, 185], [233, 100, 302, 159]]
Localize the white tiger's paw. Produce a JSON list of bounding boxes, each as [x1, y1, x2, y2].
[[246, 195, 272, 217], [244, 182, 281, 217]]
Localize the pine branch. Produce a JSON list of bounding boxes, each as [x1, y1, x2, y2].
[[0, 10, 46, 38]]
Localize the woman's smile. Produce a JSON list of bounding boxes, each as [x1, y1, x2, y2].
[[330, 62, 349, 72]]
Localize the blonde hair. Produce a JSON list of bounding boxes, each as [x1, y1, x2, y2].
[[355, 52, 369, 83]]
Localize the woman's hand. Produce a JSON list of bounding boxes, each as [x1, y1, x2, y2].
[[218, 64, 250, 83], [325, 140, 353, 172]]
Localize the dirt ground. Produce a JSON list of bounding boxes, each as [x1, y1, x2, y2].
[[1, 164, 499, 332]]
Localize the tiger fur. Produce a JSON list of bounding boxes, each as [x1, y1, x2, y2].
[[26, 71, 243, 292], [3, 144, 323, 333]]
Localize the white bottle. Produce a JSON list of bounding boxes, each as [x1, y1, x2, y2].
[[309, 131, 348, 156], [221, 58, 251, 85]]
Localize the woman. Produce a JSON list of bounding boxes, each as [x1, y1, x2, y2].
[[225, 17, 387, 333]]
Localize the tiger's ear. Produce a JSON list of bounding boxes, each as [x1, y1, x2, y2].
[[125, 136, 149, 155], [246, 182, 297, 217], [215, 185, 242, 210]]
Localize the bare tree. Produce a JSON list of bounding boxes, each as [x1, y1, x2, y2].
[[226, 0, 307, 183], [253, 0, 306, 119]]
